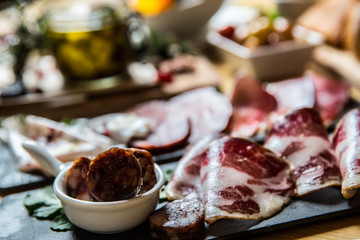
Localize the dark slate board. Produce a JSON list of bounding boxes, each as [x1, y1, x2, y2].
[[1, 161, 360, 240], [0, 143, 53, 193]]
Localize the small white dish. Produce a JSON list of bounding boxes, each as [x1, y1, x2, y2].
[[54, 163, 164, 233], [22, 140, 165, 234], [206, 28, 323, 82], [145, 0, 224, 37]]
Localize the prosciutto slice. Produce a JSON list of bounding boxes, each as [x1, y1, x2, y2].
[[1, 115, 113, 173], [265, 108, 341, 196], [170, 87, 232, 143], [200, 136, 294, 223], [165, 134, 221, 201], [227, 74, 277, 139], [311, 73, 349, 126], [332, 108, 360, 199]]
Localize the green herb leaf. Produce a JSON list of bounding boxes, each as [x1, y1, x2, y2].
[[23, 185, 74, 231], [159, 169, 173, 203], [33, 205, 62, 219], [51, 212, 75, 231]]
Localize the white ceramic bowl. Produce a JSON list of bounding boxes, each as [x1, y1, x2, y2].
[[207, 27, 323, 82], [53, 163, 165, 234], [144, 0, 224, 37]]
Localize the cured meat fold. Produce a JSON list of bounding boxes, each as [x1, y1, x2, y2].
[[201, 136, 294, 223], [166, 136, 294, 224], [333, 108, 360, 199], [265, 108, 341, 196], [166, 134, 220, 201]]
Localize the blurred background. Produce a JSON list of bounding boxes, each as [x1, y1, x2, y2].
[[0, 0, 359, 119]]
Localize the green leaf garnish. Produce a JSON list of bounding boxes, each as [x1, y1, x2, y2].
[[159, 169, 173, 203], [23, 185, 74, 231], [51, 212, 75, 231]]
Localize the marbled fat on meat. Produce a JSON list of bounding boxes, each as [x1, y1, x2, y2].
[[332, 108, 360, 199], [200, 136, 294, 224], [265, 108, 341, 196], [165, 134, 220, 200]]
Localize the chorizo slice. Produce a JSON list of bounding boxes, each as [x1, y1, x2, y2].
[[66, 157, 94, 201], [149, 198, 205, 240], [126, 148, 157, 194], [87, 147, 142, 201]]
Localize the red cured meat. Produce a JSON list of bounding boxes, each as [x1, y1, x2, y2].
[[200, 136, 294, 223], [332, 107, 360, 199], [170, 87, 232, 143], [227, 74, 277, 138], [268, 107, 329, 140], [128, 100, 191, 154], [265, 108, 341, 196], [266, 76, 315, 112], [311, 73, 349, 126], [165, 134, 221, 200]]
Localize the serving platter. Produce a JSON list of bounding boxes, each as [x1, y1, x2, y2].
[[1, 161, 360, 240]]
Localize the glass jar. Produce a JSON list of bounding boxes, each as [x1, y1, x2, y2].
[[45, 0, 133, 85]]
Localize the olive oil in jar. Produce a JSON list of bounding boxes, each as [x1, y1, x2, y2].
[[45, 1, 132, 83]]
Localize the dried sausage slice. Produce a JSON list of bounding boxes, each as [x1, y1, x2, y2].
[[66, 157, 94, 201], [87, 147, 142, 201], [126, 148, 157, 194], [149, 198, 205, 240]]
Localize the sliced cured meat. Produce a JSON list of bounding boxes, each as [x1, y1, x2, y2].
[[200, 136, 294, 223], [87, 147, 142, 201], [169, 87, 232, 143], [311, 73, 349, 126], [149, 198, 205, 240], [266, 75, 315, 112], [165, 134, 221, 201], [227, 74, 277, 138], [1, 114, 113, 173], [126, 148, 157, 194], [128, 100, 191, 154], [89, 113, 151, 144], [265, 108, 341, 196], [332, 108, 360, 199], [66, 157, 94, 201]]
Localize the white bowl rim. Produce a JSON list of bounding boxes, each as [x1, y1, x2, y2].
[[53, 163, 165, 208]]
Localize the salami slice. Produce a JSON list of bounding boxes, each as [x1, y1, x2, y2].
[[169, 87, 232, 143], [87, 147, 142, 201], [149, 198, 205, 240], [333, 108, 360, 199], [126, 148, 157, 194], [128, 100, 191, 154], [66, 157, 94, 201], [265, 108, 341, 196]]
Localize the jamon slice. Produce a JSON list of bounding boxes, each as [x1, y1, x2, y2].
[[149, 198, 205, 240], [266, 75, 315, 113], [227, 74, 277, 138], [311, 73, 349, 126], [128, 100, 191, 154], [200, 136, 294, 224], [265, 108, 341, 196], [333, 108, 360, 199], [169, 87, 232, 143], [165, 134, 221, 201]]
